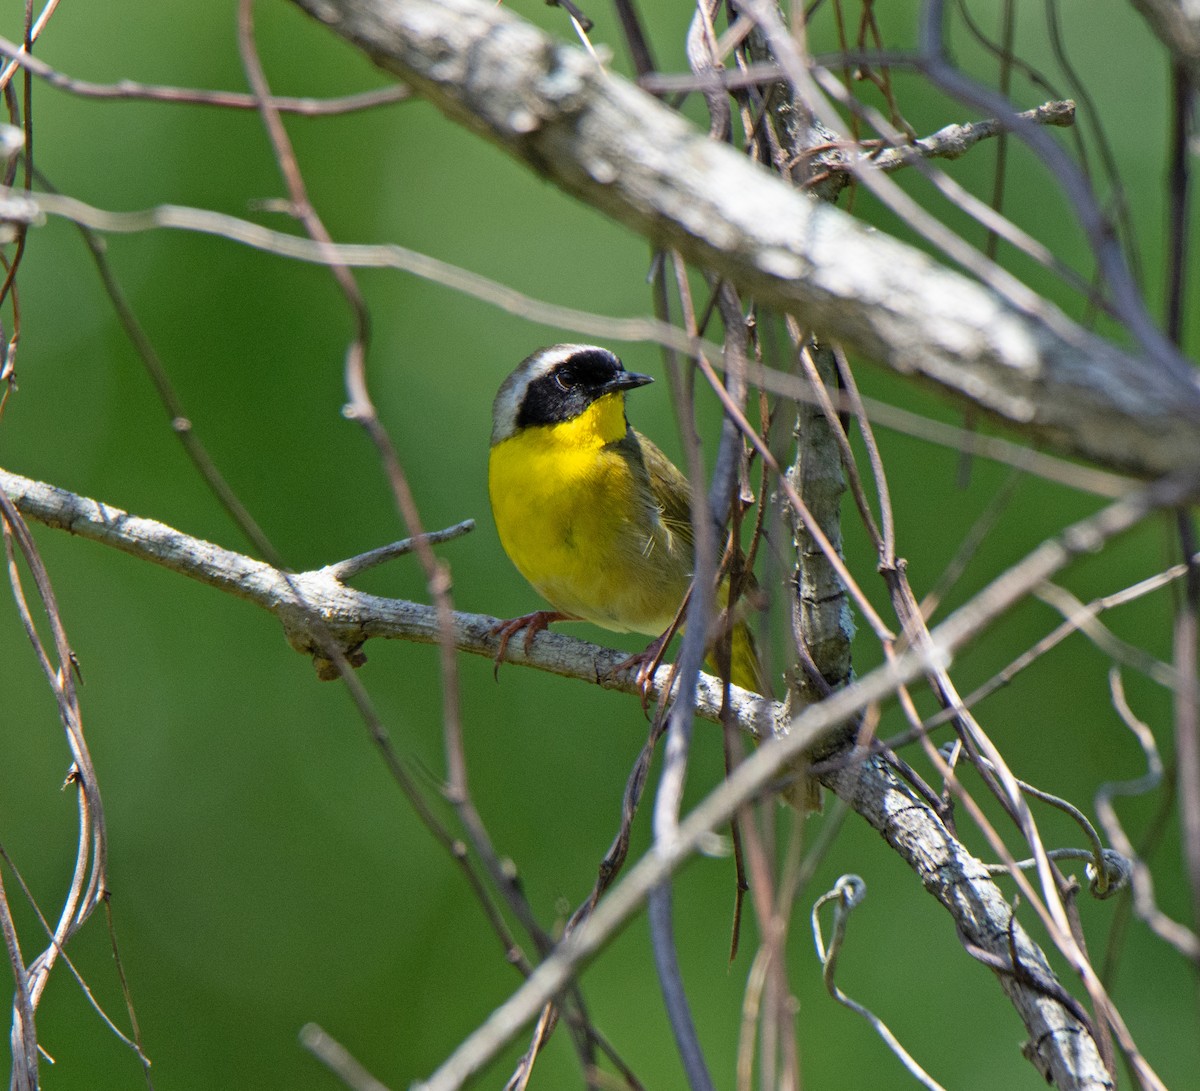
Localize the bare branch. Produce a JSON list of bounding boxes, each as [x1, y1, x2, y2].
[[299, 1023, 392, 1091], [644, 81, 1077, 174], [6, 463, 1192, 1090], [0, 175, 1180, 498], [0, 467, 776, 732], [323, 521, 475, 582], [864, 98, 1077, 171], [0, 186, 711, 360], [0, 33, 412, 114], [285, 0, 1200, 479], [2, 462, 1192, 791]]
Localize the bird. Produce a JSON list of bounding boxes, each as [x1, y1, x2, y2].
[[486, 343, 766, 696]]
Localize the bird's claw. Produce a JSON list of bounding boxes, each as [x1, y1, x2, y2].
[[490, 611, 567, 679], [613, 632, 671, 712]]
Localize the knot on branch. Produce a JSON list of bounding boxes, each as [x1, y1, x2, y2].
[[279, 523, 475, 678], [276, 589, 369, 680]]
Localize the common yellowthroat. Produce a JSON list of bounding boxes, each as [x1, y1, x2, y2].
[[487, 344, 765, 695]]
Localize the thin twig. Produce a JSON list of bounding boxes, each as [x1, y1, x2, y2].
[[0, 35, 411, 113], [323, 520, 475, 582], [299, 1023, 392, 1091], [812, 876, 947, 1091], [1097, 670, 1200, 962], [0, 181, 1185, 486]]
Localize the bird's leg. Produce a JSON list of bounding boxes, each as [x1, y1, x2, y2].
[[613, 630, 673, 710], [490, 610, 573, 678]]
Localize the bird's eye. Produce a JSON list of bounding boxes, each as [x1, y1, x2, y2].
[[554, 367, 576, 390]]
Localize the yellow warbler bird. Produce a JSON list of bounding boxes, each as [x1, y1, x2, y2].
[[487, 344, 765, 695]]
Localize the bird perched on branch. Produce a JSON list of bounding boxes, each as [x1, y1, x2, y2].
[[486, 343, 765, 695]]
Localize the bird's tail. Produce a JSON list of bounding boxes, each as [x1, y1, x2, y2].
[[704, 616, 765, 694], [728, 618, 768, 696]]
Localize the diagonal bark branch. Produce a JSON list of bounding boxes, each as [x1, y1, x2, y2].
[[287, 0, 1200, 480], [5, 463, 1194, 1090]]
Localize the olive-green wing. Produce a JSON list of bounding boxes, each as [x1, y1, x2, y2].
[[632, 429, 695, 548]]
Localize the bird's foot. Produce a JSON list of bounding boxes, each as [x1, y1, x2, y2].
[[613, 631, 672, 711], [490, 611, 570, 679]]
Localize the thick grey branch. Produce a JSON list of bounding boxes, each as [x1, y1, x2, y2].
[[288, 0, 1200, 480], [824, 759, 1114, 1090]]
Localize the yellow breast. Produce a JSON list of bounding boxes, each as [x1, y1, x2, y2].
[[488, 395, 691, 634]]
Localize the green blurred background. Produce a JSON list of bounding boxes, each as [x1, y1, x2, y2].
[[0, 0, 1195, 1087]]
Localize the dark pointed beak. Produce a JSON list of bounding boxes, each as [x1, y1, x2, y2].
[[607, 371, 654, 393]]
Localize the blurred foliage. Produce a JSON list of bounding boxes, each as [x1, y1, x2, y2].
[[0, 1, 1196, 1088]]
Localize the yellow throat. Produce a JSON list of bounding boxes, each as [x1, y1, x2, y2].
[[488, 392, 679, 634]]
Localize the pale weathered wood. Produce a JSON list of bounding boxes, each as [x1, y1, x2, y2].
[[290, 0, 1200, 481]]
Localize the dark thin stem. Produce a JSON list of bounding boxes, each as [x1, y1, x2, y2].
[[647, 278, 749, 1091], [101, 898, 155, 1087], [233, 0, 558, 1012], [1166, 62, 1199, 933], [982, 0, 1014, 264], [610, 0, 656, 77], [51, 171, 280, 561], [1174, 512, 1200, 931], [1165, 64, 1192, 346], [43, 158, 534, 989], [548, 0, 593, 33], [648, 886, 715, 1091], [1043, 0, 1143, 290]]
